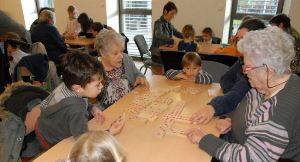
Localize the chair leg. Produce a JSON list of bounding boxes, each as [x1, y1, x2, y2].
[[144, 67, 148, 75], [139, 65, 145, 71]]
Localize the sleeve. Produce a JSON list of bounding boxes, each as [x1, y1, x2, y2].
[[165, 69, 182, 80], [195, 70, 213, 84], [154, 21, 174, 44], [68, 107, 89, 138], [199, 121, 289, 162], [171, 24, 183, 39], [220, 59, 243, 93], [209, 76, 250, 116], [49, 26, 68, 53]]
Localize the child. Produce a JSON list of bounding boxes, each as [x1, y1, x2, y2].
[[63, 5, 81, 40], [165, 52, 213, 84], [178, 24, 198, 52], [35, 51, 125, 151], [201, 27, 213, 43], [69, 131, 125, 162]]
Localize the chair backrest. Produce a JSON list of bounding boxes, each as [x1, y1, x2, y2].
[[202, 60, 229, 83], [212, 37, 221, 44], [199, 54, 238, 67], [134, 35, 150, 62], [160, 51, 186, 73]]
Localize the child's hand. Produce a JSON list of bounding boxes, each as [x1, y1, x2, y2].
[[109, 113, 125, 135], [176, 72, 188, 80], [92, 106, 105, 124], [186, 75, 196, 82]]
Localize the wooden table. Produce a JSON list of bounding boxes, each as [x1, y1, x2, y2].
[[33, 75, 220, 162], [159, 40, 221, 54], [65, 37, 95, 46]]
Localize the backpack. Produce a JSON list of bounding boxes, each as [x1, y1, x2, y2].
[[0, 108, 25, 162]]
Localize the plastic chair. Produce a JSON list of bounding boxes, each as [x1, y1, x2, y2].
[[202, 61, 230, 83]]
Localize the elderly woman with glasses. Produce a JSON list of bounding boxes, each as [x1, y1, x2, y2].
[[95, 30, 149, 109], [186, 27, 300, 162]]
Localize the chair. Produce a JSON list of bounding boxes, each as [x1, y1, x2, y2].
[[202, 60, 230, 83], [195, 36, 221, 44], [160, 50, 186, 73], [199, 54, 238, 67], [134, 35, 155, 74]]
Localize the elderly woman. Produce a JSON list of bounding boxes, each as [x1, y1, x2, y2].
[[95, 30, 149, 109], [186, 27, 300, 162]]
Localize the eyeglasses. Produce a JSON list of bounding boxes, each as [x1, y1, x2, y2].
[[243, 64, 288, 88]]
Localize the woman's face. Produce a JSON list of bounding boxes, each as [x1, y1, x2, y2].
[[101, 43, 124, 69], [243, 55, 268, 94], [163, 9, 177, 21]]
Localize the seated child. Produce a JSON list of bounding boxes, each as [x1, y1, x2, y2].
[[35, 51, 125, 151], [69, 131, 125, 162], [201, 27, 213, 43], [165, 52, 213, 84], [63, 5, 81, 40], [178, 24, 198, 52]]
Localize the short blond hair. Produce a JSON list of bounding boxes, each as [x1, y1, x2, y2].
[[182, 52, 202, 67], [69, 131, 125, 162]]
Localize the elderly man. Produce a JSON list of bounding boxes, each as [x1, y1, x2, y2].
[[187, 27, 300, 162]]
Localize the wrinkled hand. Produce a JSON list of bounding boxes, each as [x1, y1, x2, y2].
[[134, 76, 149, 89], [186, 128, 208, 144], [216, 118, 231, 134], [176, 72, 188, 80], [92, 106, 105, 124], [190, 105, 215, 125], [109, 114, 125, 135]]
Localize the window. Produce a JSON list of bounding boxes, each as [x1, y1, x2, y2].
[[21, 0, 54, 30], [230, 0, 284, 37], [119, 0, 152, 57]]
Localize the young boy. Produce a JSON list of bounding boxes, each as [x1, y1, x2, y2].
[[35, 51, 125, 150], [165, 52, 213, 84], [63, 5, 81, 39], [178, 24, 198, 52]]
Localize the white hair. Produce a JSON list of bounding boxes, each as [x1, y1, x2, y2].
[[31, 42, 47, 55], [69, 131, 125, 162], [39, 9, 56, 24], [237, 26, 295, 75], [94, 30, 125, 54]]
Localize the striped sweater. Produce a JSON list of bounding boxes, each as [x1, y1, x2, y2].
[[199, 75, 300, 162], [165, 69, 213, 84]]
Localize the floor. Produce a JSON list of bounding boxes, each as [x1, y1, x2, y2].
[[134, 61, 163, 79]]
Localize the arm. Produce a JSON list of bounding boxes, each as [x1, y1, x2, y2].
[[49, 26, 67, 53], [195, 70, 213, 84], [165, 69, 182, 80], [171, 24, 183, 39], [154, 21, 174, 44], [68, 108, 89, 138], [209, 76, 250, 116], [220, 59, 243, 93], [199, 121, 289, 162]]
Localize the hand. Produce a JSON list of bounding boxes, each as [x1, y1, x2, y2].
[[109, 114, 125, 135], [92, 106, 105, 124], [134, 76, 149, 89], [186, 75, 196, 82], [190, 105, 215, 125], [186, 128, 208, 144], [216, 118, 231, 134], [176, 72, 188, 80]]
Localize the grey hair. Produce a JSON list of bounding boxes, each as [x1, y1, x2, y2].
[[237, 26, 295, 76], [39, 9, 55, 23], [94, 30, 125, 54]]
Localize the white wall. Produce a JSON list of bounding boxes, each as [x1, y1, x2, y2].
[[152, 0, 227, 39], [286, 0, 300, 32], [0, 0, 25, 26], [53, 0, 107, 34]]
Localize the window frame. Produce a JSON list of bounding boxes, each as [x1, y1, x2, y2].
[[118, 0, 152, 57], [229, 0, 284, 39]]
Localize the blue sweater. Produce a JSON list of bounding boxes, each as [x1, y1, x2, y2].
[[209, 59, 251, 116]]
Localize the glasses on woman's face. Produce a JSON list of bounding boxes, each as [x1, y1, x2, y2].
[[243, 64, 288, 89]]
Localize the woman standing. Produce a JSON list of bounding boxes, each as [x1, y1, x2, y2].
[[150, 1, 183, 64]]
